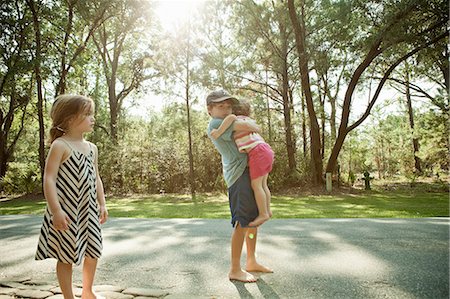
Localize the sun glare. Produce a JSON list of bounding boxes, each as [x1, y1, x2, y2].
[[154, 0, 205, 32]]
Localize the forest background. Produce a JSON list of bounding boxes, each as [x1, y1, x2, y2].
[[1, 0, 448, 197]]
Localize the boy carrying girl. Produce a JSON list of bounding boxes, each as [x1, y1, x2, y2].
[[206, 90, 273, 282]]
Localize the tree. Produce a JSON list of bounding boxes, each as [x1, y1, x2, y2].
[[288, 0, 448, 185], [149, 2, 205, 198], [287, 0, 323, 184], [53, 0, 110, 96], [92, 0, 153, 143], [403, 60, 422, 174], [324, 0, 448, 175], [0, 1, 33, 180], [231, 0, 299, 173], [27, 0, 45, 181]]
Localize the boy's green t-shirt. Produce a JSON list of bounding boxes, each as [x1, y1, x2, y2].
[[207, 118, 247, 187]]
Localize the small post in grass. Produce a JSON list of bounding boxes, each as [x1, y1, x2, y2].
[[326, 172, 332, 192], [363, 170, 373, 190]]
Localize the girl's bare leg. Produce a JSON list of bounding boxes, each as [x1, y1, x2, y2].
[[249, 176, 270, 227], [82, 257, 100, 299], [56, 261, 74, 299], [245, 228, 273, 273], [229, 222, 257, 282], [262, 174, 272, 217]]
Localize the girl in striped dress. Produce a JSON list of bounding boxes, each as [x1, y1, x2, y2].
[[35, 94, 108, 299], [210, 99, 274, 227]]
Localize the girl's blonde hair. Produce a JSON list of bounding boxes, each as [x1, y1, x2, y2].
[[232, 99, 251, 116], [48, 94, 94, 144]]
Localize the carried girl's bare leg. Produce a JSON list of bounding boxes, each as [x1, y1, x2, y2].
[[245, 228, 273, 273], [262, 174, 272, 217], [56, 261, 74, 299], [82, 257, 101, 299], [248, 176, 270, 227], [229, 222, 257, 282]]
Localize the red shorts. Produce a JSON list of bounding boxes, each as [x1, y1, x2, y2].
[[248, 143, 274, 180]]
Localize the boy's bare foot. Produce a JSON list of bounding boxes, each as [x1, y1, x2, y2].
[[248, 214, 270, 227], [229, 269, 258, 283], [246, 262, 274, 273]]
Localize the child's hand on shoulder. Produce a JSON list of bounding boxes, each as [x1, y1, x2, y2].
[[210, 129, 220, 139]]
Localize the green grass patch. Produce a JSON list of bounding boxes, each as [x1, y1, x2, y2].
[[0, 190, 448, 218]]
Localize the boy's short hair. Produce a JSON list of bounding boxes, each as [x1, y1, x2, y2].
[[206, 89, 239, 105], [232, 99, 251, 116]]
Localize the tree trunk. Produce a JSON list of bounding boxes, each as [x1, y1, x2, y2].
[[55, 1, 74, 96], [325, 42, 382, 175], [329, 95, 336, 142], [28, 0, 46, 183], [0, 98, 14, 179], [322, 74, 337, 143], [108, 81, 118, 144], [265, 68, 272, 142], [280, 21, 296, 172], [288, 0, 323, 184], [185, 23, 196, 198], [404, 61, 422, 174], [317, 79, 325, 159], [301, 91, 307, 158]]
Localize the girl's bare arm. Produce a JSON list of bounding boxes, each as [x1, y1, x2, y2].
[[234, 117, 261, 133], [43, 141, 71, 230], [210, 114, 237, 139], [93, 143, 108, 224]]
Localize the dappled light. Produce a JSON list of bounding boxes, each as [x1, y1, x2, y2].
[[1, 190, 447, 218], [2, 216, 448, 298], [307, 231, 389, 277]]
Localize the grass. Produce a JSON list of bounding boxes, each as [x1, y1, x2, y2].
[[0, 189, 448, 218]]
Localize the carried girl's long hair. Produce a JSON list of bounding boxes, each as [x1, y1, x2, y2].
[[232, 99, 251, 116], [48, 94, 94, 144]]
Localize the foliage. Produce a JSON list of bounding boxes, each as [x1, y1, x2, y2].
[[1, 0, 447, 194], [416, 110, 449, 174], [1, 161, 40, 194]]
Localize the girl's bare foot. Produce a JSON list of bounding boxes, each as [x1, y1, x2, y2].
[[246, 262, 274, 273], [248, 214, 270, 227], [229, 269, 258, 283], [82, 291, 104, 299]]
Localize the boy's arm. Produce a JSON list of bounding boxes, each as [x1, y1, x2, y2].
[[210, 114, 237, 139]]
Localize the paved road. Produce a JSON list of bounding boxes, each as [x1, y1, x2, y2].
[[0, 216, 448, 298]]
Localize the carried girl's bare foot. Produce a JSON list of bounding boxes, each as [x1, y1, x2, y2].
[[229, 269, 258, 283], [248, 214, 270, 227], [246, 262, 274, 273]]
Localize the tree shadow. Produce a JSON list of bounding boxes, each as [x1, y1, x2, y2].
[[230, 281, 254, 299], [256, 277, 280, 299], [230, 277, 280, 299], [1, 216, 448, 298]]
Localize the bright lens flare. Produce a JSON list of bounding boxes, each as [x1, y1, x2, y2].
[[154, 0, 204, 32]]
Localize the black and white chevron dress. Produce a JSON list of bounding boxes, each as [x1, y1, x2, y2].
[[35, 142, 102, 265]]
